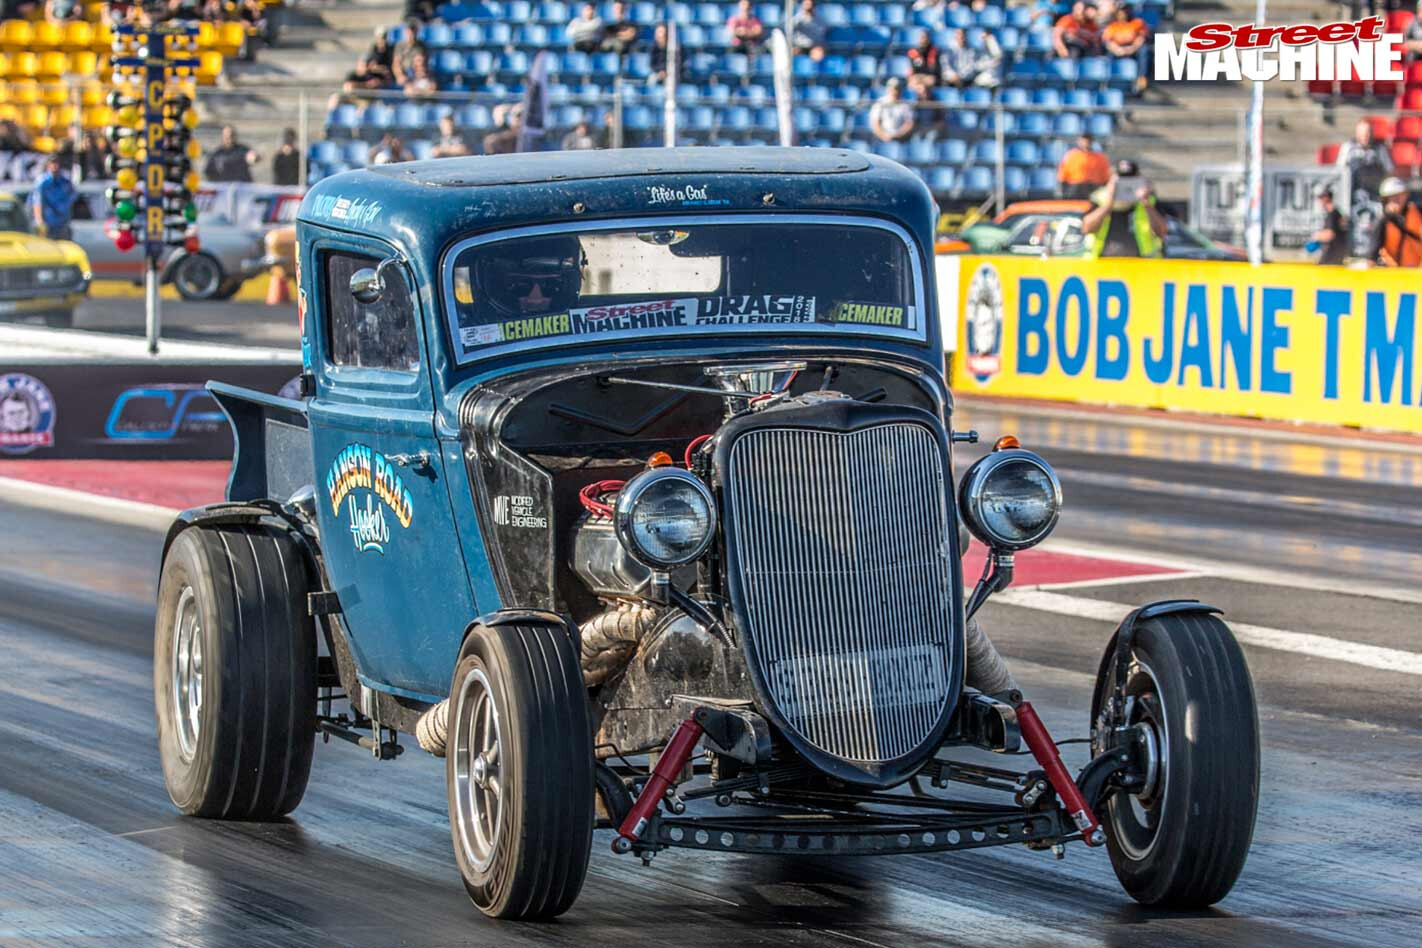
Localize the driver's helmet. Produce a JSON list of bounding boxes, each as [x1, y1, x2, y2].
[[474, 235, 584, 317]]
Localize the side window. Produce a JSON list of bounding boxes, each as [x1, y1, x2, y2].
[[324, 251, 420, 371]]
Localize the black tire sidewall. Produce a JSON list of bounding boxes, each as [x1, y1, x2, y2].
[[154, 528, 226, 814], [174, 253, 224, 300]]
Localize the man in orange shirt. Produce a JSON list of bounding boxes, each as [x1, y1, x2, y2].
[[1103, 4, 1151, 94], [1052, 1, 1101, 59], [1371, 177, 1422, 267], [1057, 133, 1111, 199]]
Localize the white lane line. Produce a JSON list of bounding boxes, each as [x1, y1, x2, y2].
[[0, 476, 178, 531], [1040, 538, 1422, 606], [1034, 570, 1210, 591], [995, 588, 1422, 677]]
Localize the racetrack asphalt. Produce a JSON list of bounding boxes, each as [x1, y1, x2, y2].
[[0, 401, 1419, 947]]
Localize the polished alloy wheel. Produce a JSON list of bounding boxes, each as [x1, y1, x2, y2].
[[171, 586, 204, 762], [1107, 660, 1169, 861], [453, 666, 503, 872]]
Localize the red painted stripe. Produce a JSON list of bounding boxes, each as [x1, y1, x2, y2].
[[1, 461, 1181, 587]]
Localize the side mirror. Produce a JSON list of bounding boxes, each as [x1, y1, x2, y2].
[[349, 267, 383, 304], [349, 255, 403, 305]]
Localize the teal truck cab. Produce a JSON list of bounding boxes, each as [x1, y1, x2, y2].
[[154, 148, 1259, 921]]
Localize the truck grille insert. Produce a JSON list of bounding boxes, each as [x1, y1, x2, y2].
[[725, 422, 955, 763]]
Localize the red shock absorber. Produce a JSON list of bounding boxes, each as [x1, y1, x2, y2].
[[614, 718, 704, 852], [1016, 700, 1106, 846]]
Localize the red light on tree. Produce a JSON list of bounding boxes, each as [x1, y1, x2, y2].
[[115, 230, 137, 252], [183, 234, 201, 253]]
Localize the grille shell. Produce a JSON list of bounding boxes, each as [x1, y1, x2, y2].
[[719, 407, 961, 777]]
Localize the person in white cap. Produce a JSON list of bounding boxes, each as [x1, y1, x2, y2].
[[1371, 177, 1422, 267]]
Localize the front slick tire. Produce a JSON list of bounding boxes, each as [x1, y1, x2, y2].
[[447, 623, 593, 920], [154, 525, 316, 820], [1096, 612, 1259, 908]]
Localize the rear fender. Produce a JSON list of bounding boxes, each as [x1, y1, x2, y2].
[[208, 381, 311, 505]]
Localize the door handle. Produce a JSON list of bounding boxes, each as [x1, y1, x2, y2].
[[387, 451, 433, 472]]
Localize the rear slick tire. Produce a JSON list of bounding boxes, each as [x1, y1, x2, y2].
[[1095, 612, 1259, 908], [154, 525, 316, 820], [446, 622, 594, 920]]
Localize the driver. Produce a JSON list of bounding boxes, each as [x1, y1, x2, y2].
[[474, 235, 585, 317]]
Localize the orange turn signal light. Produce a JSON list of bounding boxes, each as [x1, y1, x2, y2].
[[646, 451, 674, 468], [993, 435, 1021, 452]]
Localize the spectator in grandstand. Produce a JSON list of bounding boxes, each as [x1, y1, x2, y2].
[[29, 155, 76, 241], [1404, 2, 1422, 63], [484, 104, 523, 155], [78, 128, 110, 181], [44, 0, 82, 22], [432, 115, 472, 158], [272, 128, 300, 186], [404, 0, 438, 21], [568, 3, 604, 53], [368, 27, 397, 78], [649, 23, 682, 83], [940, 28, 1002, 89], [600, 1, 639, 55], [370, 134, 413, 165], [1371, 177, 1422, 267], [906, 30, 940, 98], [0, 120, 29, 152], [1336, 118, 1393, 199], [1102, 4, 1150, 94], [402, 50, 440, 98], [239, 0, 270, 44], [792, 0, 828, 62], [727, 0, 765, 57], [204, 126, 259, 183], [342, 53, 394, 99], [392, 18, 427, 87], [870, 78, 915, 142], [1057, 132, 1111, 199], [1080, 159, 1166, 258], [1309, 188, 1349, 265], [562, 120, 599, 150], [1053, 2, 1102, 59], [3, 0, 39, 21]]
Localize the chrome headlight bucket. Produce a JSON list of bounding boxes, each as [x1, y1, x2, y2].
[[614, 467, 717, 569], [957, 449, 1062, 551]]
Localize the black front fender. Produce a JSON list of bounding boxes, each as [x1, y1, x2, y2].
[[1090, 599, 1224, 724]]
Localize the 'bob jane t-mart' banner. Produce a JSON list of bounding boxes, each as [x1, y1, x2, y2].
[[948, 256, 1422, 435]]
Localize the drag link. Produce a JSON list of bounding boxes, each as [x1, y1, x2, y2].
[[614, 717, 704, 852], [1015, 701, 1105, 846]]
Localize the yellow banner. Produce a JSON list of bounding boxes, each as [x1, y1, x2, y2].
[[951, 256, 1422, 434]]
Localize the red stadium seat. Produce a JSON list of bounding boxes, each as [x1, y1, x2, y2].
[[1401, 88, 1422, 111], [1407, 60, 1422, 85], [1396, 115, 1422, 143], [1340, 79, 1367, 97], [1392, 141, 1421, 172], [1317, 143, 1341, 164], [1367, 115, 1396, 141]]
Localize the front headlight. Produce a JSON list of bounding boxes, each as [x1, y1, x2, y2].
[[958, 448, 1062, 551], [614, 468, 717, 569], [35, 268, 57, 284]]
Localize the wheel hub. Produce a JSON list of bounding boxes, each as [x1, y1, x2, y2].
[[453, 666, 504, 873], [171, 586, 204, 762]]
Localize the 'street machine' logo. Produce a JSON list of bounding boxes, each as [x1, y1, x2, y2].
[[1155, 17, 1403, 82]]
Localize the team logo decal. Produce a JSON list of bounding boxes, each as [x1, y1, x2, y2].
[[0, 373, 56, 455], [964, 263, 1004, 385], [326, 443, 415, 555]]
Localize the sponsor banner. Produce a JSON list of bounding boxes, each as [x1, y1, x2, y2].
[[1190, 164, 1347, 251], [949, 256, 1422, 434], [0, 362, 297, 458]]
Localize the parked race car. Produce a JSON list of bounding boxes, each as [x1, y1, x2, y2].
[[11, 183, 270, 300], [154, 149, 1260, 921], [0, 189, 91, 325], [941, 199, 1249, 260]]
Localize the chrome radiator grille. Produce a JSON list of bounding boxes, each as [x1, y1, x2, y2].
[[724, 422, 955, 763]]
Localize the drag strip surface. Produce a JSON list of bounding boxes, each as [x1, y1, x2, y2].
[[2, 495, 1420, 947]]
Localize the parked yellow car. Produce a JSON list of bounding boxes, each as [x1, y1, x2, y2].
[[0, 190, 92, 326]]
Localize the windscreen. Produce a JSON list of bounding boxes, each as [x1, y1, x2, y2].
[[443, 219, 921, 361]]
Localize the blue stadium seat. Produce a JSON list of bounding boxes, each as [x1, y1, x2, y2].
[[1017, 112, 1050, 137], [977, 7, 1004, 30], [703, 84, 731, 104], [453, 23, 485, 46], [985, 111, 1016, 134], [963, 87, 992, 106], [507, 1, 532, 21], [881, 5, 906, 28], [1025, 28, 1053, 54], [831, 84, 862, 105], [929, 166, 956, 193], [872, 139, 906, 161], [487, 22, 513, 44], [819, 109, 846, 133], [328, 104, 360, 133], [1006, 139, 1040, 166], [1000, 87, 1030, 108], [592, 52, 621, 75], [1054, 112, 1084, 136], [720, 54, 751, 78], [1096, 89, 1125, 110], [562, 50, 590, 75], [1111, 57, 1140, 86], [540, 1, 568, 21], [851, 55, 878, 79], [625, 105, 656, 130], [1029, 167, 1058, 194], [680, 24, 707, 46], [820, 55, 847, 78], [435, 49, 464, 75], [696, 3, 722, 27], [343, 141, 369, 165], [972, 139, 1001, 164], [939, 139, 967, 164], [1007, 7, 1033, 29], [1003, 166, 1028, 195], [394, 102, 424, 129], [753, 107, 778, 130], [307, 159, 328, 182], [931, 86, 961, 105], [422, 22, 454, 47], [906, 137, 936, 165], [688, 106, 715, 130], [1031, 88, 1062, 109], [500, 50, 530, 74], [998, 27, 1021, 49], [1010, 59, 1042, 81], [634, 1, 656, 23], [1047, 59, 1079, 83], [409, 139, 435, 160], [947, 7, 972, 29], [961, 165, 993, 194], [1080, 57, 1110, 84], [822, 5, 848, 28], [311, 140, 341, 164], [804, 85, 831, 105], [948, 110, 980, 134], [460, 103, 493, 127], [627, 51, 652, 77], [844, 138, 872, 153], [1063, 88, 1093, 109], [1042, 138, 1069, 165], [851, 5, 877, 28], [756, 3, 781, 27], [364, 103, 396, 130], [1086, 113, 1114, 138], [521, 24, 550, 46], [723, 106, 752, 130]]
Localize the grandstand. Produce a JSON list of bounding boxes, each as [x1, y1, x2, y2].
[[307, 0, 1176, 200], [0, 6, 269, 155]]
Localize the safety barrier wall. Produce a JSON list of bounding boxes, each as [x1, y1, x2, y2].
[[946, 255, 1422, 435]]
